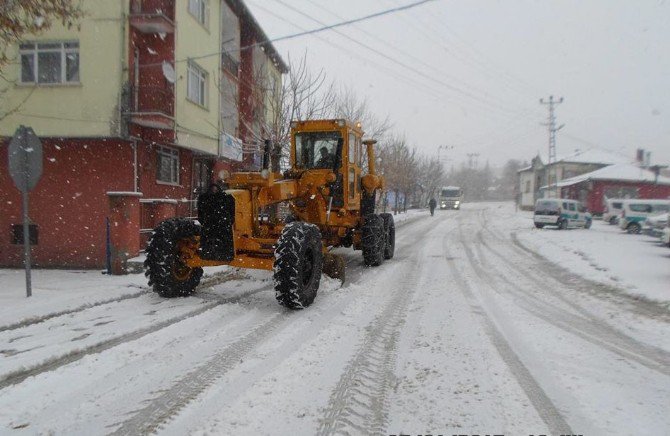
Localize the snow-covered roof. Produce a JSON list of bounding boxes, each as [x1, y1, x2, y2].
[[517, 165, 533, 173], [552, 148, 632, 165], [553, 163, 670, 187]]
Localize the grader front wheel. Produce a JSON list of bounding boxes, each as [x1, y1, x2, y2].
[[273, 222, 324, 309], [144, 218, 203, 298]]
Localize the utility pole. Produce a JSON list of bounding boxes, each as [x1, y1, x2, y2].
[[437, 145, 453, 163], [540, 95, 564, 197], [466, 153, 479, 169]]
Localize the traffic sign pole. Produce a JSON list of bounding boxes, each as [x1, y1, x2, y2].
[[22, 190, 32, 297], [8, 125, 43, 298]]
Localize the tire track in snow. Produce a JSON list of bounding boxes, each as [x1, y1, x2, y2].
[[471, 229, 670, 376], [316, 222, 440, 436], [109, 216, 437, 435], [0, 283, 269, 391], [0, 269, 244, 333], [445, 216, 574, 436], [107, 313, 287, 436]]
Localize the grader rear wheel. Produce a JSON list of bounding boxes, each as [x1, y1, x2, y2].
[[273, 222, 324, 309], [362, 214, 385, 266], [380, 213, 395, 259], [144, 218, 203, 298]]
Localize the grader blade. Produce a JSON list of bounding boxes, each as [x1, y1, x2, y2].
[[322, 252, 346, 284]]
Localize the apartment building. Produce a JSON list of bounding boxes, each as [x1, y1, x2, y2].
[[0, 0, 287, 270]]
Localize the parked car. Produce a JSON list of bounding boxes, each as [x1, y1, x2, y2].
[[642, 212, 669, 237], [534, 199, 592, 230], [619, 199, 670, 234], [602, 198, 626, 225]]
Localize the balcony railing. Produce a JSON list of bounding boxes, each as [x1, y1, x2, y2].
[[221, 51, 240, 76], [129, 2, 175, 34], [127, 85, 174, 129]]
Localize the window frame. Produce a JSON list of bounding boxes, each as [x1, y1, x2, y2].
[[188, 0, 210, 28], [19, 40, 80, 85], [156, 145, 180, 185], [187, 61, 208, 108]]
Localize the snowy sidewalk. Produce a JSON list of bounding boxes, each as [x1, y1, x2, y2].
[[0, 208, 427, 330], [499, 204, 670, 305]]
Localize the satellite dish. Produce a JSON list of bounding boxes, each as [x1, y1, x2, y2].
[[162, 61, 176, 83]]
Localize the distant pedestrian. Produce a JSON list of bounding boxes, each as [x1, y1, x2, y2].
[[428, 198, 437, 216]]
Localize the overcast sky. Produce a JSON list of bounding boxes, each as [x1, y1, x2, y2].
[[246, 0, 670, 168]]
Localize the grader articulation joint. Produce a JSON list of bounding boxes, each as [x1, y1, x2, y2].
[[145, 119, 395, 309]]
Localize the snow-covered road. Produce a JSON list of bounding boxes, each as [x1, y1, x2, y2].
[[0, 204, 668, 435]]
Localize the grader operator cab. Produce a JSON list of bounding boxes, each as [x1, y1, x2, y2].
[[145, 119, 395, 309]]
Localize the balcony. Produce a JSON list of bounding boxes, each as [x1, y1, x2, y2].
[[221, 51, 240, 76], [127, 85, 174, 129], [129, 4, 175, 34]]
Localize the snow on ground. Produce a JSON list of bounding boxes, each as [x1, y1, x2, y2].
[[0, 209, 424, 330], [0, 204, 667, 435], [508, 205, 670, 304], [0, 266, 232, 330]]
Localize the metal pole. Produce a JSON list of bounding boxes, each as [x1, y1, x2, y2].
[[106, 217, 112, 275], [22, 190, 32, 297]]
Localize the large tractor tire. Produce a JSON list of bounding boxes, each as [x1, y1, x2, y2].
[[362, 214, 385, 266], [274, 222, 323, 309], [144, 218, 203, 298], [380, 213, 395, 259]]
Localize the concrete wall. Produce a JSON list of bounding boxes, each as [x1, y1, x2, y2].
[[0, 0, 128, 138], [174, 0, 222, 156]]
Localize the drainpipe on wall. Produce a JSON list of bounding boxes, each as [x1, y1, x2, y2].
[[132, 139, 138, 192]]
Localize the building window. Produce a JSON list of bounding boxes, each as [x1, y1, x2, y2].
[[157, 146, 180, 184], [525, 180, 531, 193], [19, 41, 80, 84], [188, 0, 209, 28], [187, 61, 208, 107], [11, 224, 38, 245]]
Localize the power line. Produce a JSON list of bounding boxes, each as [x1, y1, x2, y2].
[[382, 0, 543, 101], [299, 0, 539, 118], [247, 0, 541, 126], [178, 0, 437, 64], [256, 0, 538, 120]]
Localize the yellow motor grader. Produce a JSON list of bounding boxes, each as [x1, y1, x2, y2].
[[145, 119, 395, 309]]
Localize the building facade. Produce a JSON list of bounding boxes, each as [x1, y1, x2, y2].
[[517, 149, 632, 210], [557, 164, 670, 215], [0, 0, 286, 270]]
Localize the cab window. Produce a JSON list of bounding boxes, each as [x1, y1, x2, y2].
[[568, 203, 576, 211], [348, 133, 355, 164], [349, 168, 355, 198], [295, 131, 341, 169], [356, 137, 362, 166]]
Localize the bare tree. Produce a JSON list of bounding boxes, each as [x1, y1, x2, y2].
[[332, 85, 392, 140], [220, 53, 336, 170]]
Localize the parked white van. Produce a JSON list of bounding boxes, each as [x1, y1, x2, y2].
[[534, 199, 592, 230], [603, 199, 626, 225], [618, 199, 670, 234]]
